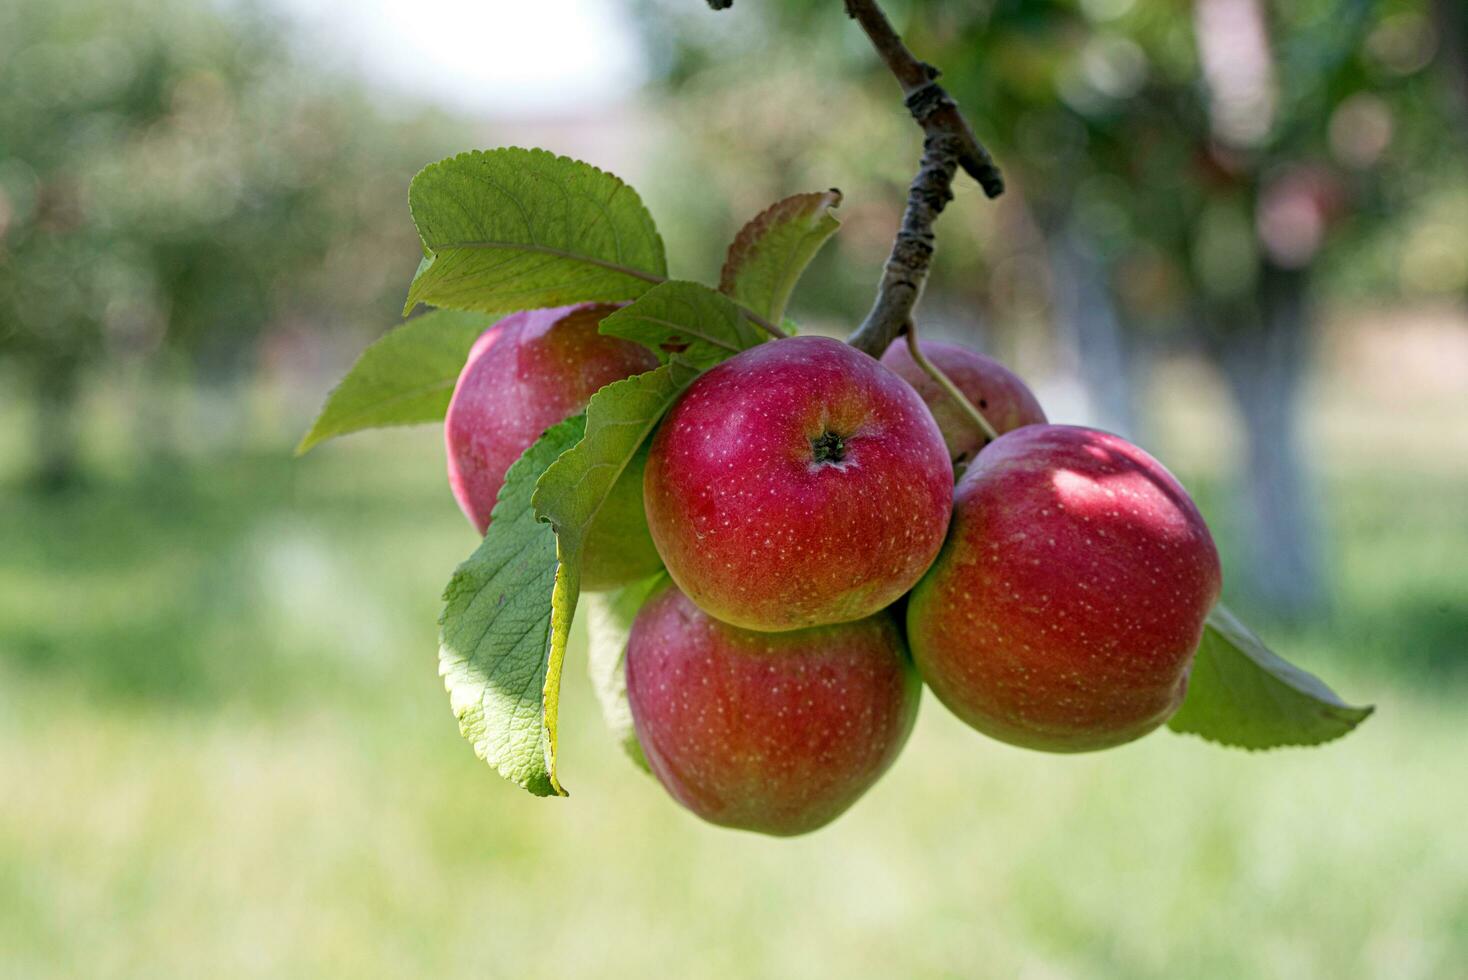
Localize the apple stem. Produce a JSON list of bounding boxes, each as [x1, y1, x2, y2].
[[903, 323, 1000, 444]]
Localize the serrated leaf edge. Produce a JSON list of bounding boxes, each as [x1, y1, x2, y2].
[[718, 189, 842, 324], [437, 415, 586, 797], [405, 146, 669, 316]]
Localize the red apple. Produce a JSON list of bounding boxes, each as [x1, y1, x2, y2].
[[881, 338, 1047, 468], [626, 582, 920, 836], [643, 335, 953, 632], [906, 424, 1222, 752], [445, 302, 662, 590]]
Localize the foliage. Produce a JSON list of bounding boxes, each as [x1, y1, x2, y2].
[[405, 148, 668, 315], [296, 310, 490, 455], [718, 189, 844, 325], [308, 147, 1370, 797], [0, 0, 452, 480], [599, 280, 771, 368], [632, 0, 1468, 320], [584, 573, 669, 772], [439, 415, 586, 797], [1169, 605, 1374, 748]]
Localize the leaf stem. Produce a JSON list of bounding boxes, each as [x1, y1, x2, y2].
[[903, 322, 998, 443], [739, 306, 789, 341]]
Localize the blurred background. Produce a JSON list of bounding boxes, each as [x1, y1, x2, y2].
[[2, 0, 1465, 976]]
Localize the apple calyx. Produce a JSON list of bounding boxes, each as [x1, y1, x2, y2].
[[809, 430, 847, 465]]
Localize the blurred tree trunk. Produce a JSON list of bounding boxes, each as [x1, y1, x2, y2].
[[134, 352, 186, 469], [32, 355, 84, 493], [1214, 262, 1326, 621], [1433, 0, 1468, 136], [1050, 225, 1141, 439]]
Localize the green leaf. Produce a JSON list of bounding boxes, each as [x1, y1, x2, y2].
[[583, 573, 667, 773], [718, 189, 842, 325], [439, 415, 587, 797], [295, 309, 489, 455], [1168, 604, 1374, 749], [405, 147, 667, 316], [525, 362, 698, 793], [532, 361, 700, 546], [598, 280, 768, 370]]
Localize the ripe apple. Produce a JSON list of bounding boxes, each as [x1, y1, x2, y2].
[[445, 302, 663, 591], [643, 335, 953, 632], [626, 582, 920, 836], [880, 338, 1047, 468], [906, 424, 1222, 752]]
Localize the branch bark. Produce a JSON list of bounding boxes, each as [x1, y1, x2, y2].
[[837, 0, 1003, 358], [840, 0, 1003, 198], [707, 0, 1005, 370]]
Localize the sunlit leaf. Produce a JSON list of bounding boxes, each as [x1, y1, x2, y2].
[[295, 309, 488, 454], [406, 147, 666, 315], [719, 190, 842, 325], [598, 280, 768, 369], [439, 415, 586, 797], [583, 573, 667, 773]]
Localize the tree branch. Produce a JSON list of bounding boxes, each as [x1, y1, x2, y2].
[[840, 0, 1003, 198], [838, 0, 1004, 357], [845, 131, 964, 357], [706, 0, 1004, 379]]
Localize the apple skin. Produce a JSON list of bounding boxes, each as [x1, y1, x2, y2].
[[445, 302, 663, 591], [880, 338, 1047, 468], [906, 424, 1222, 752], [626, 582, 920, 836], [643, 335, 953, 632]]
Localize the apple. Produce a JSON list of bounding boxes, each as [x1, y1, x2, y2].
[[445, 302, 663, 591], [880, 338, 1047, 468], [906, 424, 1222, 752], [643, 335, 953, 632], [625, 581, 920, 836]]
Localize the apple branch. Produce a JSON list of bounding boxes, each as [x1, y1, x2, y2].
[[840, 0, 1004, 199], [837, 0, 1004, 358], [706, 0, 1006, 438]]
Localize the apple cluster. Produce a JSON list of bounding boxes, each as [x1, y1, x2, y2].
[[445, 304, 1221, 836]]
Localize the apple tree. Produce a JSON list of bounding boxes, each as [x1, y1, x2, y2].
[[0, 0, 446, 488]]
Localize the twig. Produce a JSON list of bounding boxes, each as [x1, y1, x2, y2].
[[706, 0, 1005, 452], [840, 0, 1003, 197], [845, 131, 963, 357], [837, 0, 1003, 359], [739, 306, 788, 341]]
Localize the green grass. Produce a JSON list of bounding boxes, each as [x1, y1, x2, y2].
[[0, 372, 1464, 979]]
